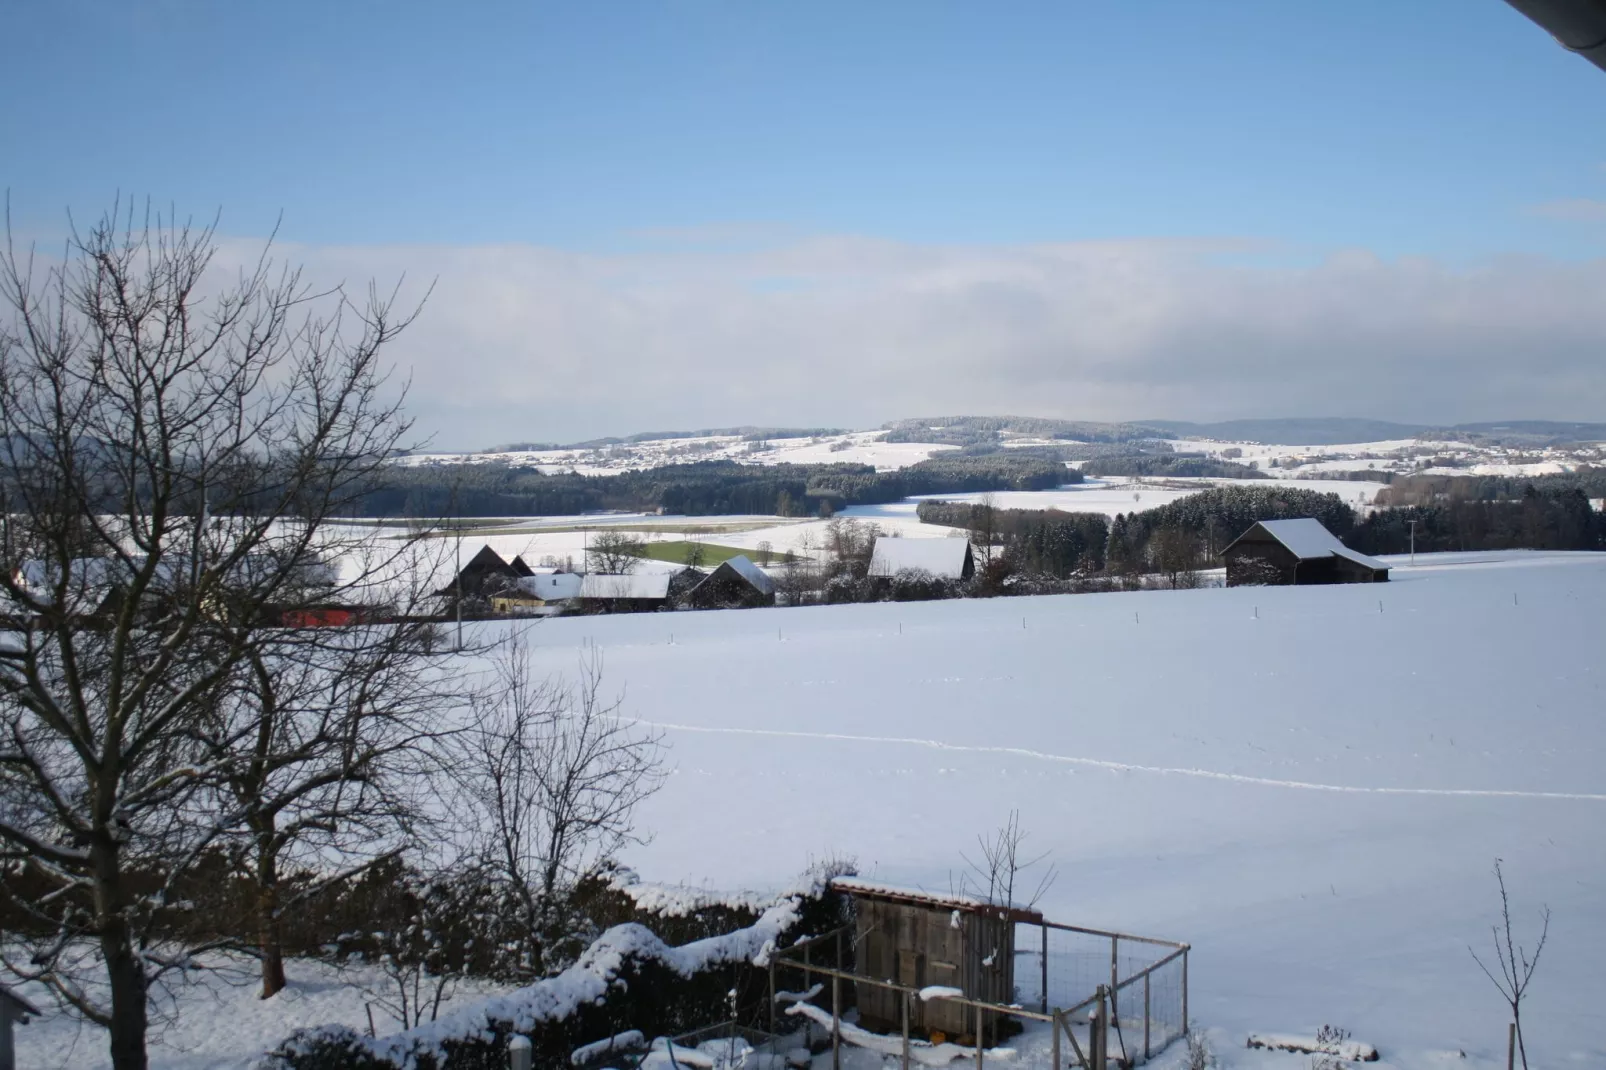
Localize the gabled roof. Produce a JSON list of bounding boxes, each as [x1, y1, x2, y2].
[[461, 544, 515, 575], [867, 536, 973, 579], [1224, 518, 1388, 570], [717, 555, 775, 595], [580, 572, 672, 600]]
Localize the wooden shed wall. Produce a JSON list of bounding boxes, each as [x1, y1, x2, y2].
[[852, 896, 1016, 1039]]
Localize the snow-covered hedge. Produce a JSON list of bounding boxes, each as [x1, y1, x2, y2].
[[263, 871, 846, 1070]]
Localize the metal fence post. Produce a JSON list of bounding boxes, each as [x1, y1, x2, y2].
[[832, 974, 841, 1070], [1040, 923, 1049, 1014], [1181, 948, 1189, 1040], [975, 1000, 984, 1070], [1051, 1010, 1061, 1070], [1143, 971, 1151, 1061], [1109, 936, 1119, 1025]]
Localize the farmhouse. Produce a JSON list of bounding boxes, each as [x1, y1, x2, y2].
[[684, 554, 775, 609], [490, 572, 583, 616], [867, 536, 976, 581], [437, 544, 533, 599], [1222, 518, 1389, 586]]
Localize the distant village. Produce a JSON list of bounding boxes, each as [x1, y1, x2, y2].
[[436, 515, 1388, 620]]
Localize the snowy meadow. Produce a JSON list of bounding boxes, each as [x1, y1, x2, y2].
[[18, 550, 1606, 1069]]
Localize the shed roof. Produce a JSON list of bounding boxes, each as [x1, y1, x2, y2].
[[1226, 518, 1388, 571], [867, 537, 973, 579], [579, 572, 672, 600], [831, 877, 1044, 924]]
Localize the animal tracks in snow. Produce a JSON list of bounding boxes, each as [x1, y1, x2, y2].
[[628, 720, 1606, 802]]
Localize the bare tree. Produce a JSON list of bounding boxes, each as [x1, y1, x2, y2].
[[586, 530, 645, 575], [755, 540, 774, 567], [191, 591, 464, 998], [455, 637, 665, 977], [0, 201, 421, 1070], [1470, 859, 1550, 1070], [682, 538, 706, 569], [1151, 526, 1203, 589], [961, 811, 1056, 911], [969, 494, 1000, 569]]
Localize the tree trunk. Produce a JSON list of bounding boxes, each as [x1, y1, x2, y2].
[[95, 842, 149, 1070], [257, 839, 287, 998]]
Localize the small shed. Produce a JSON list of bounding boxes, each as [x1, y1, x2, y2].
[[866, 538, 975, 581], [1222, 518, 1389, 586], [684, 555, 775, 609], [833, 878, 1039, 1041], [0, 983, 39, 1070]]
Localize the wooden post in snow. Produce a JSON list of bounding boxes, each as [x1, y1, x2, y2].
[[902, 989, 912, 1070], [831, 974, 841, 1070]]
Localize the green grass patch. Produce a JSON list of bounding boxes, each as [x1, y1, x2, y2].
[[636, 540, 783, 567]]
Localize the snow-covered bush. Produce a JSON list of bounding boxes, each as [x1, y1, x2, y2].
[[265, 869, 850, 1070]]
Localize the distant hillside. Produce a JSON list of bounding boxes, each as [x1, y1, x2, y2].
[[1142, 417, 1428, 445], [889, 415, 1606, 448]]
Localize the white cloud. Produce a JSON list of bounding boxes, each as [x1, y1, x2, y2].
[[223, 234, 1606, 448]]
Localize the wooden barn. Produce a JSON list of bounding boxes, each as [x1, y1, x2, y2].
[[833, 878, 1039, 1041], [684, 555, 775, 609], [1222, 518, 1390, 587]]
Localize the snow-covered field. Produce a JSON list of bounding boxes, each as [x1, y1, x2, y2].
[[528, 550, 1606, 1069], [21, 551, 1606, 1069]]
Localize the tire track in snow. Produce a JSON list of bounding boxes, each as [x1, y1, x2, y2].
[[630, 720, 1606, 802]]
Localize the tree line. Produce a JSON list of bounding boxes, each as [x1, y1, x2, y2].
[[357, 453, 1075, 519]]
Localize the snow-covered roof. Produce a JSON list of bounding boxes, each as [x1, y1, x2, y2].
[[1230, 519, 1388, 570], [830, 877, 1043, 923], [720, 555, 775, 595], [580, 573, 672, 600], [866, 537, 973, 579], [515, 573, 583, 601]]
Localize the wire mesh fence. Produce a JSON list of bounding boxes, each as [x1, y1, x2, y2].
[[1012, 922, 1188, 1064]]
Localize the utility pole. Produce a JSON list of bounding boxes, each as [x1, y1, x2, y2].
[[454, 516, 463, 651], [1408, 519, 1417, 565]]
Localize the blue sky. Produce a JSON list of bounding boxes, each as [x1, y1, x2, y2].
[[5, 2, 1606, 445]]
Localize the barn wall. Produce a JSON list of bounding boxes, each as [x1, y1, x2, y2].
[[1224, 541, 1297, 586]]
